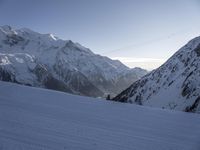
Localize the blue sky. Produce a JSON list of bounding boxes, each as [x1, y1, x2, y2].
[[0, 0, 200, 70]]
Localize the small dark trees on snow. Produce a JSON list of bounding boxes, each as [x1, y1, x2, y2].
[[106, 94, 111, 100]]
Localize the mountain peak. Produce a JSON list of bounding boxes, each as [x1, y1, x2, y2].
[[48, 33, 58, 41], [0, 25, 147, 98]]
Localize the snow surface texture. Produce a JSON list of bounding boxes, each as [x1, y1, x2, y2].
[[0, 25, 147, 98], [0, 81, 200, 150], [113, 36, 200, 113]]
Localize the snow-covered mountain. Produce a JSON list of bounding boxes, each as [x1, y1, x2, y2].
[[1, 81, 200, 150], [113, 36, 200, 113], [0, 25, 147, 97]]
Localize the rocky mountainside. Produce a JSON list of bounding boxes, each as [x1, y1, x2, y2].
[[0, 25, 147, 97], [113, 36, 200, 113]]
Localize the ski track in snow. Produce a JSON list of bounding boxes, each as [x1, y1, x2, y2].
[[0, 81, 200, 150]]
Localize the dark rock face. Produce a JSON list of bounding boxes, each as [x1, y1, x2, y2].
[[0, 68, 14, 82], [182, 84, 192, 97], [3, 34, 24, 46], [43, 75, 73, 93], [194, 44, 200, 56], [185, 97, 200, 112]]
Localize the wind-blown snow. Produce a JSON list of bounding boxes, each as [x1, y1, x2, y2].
[[0, 81, 199, 150]]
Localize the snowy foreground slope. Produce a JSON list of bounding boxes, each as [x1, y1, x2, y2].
[[113, 36, 200, 113], [0, 25, 147, 98], [0, 81, 200, 150]]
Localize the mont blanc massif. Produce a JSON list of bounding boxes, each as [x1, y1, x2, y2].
[[0, 25, 147, 98], [0, 25, 200, 113]]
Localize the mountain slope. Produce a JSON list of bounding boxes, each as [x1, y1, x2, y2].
[[0, 81, 200, 150], [0, 25, 147, 97], [113, 36, 200, 113]]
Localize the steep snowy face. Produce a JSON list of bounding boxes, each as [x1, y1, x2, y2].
[[0, 25, 147, 97], [0, 53, 37, 85], [0, 53, 78, 94], [113, 36, 200, 113]]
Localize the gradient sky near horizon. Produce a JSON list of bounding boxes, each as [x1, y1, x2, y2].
[[0, 0, 200, 70]]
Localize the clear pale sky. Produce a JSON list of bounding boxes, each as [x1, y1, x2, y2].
[[0, 0, 200, 70]]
